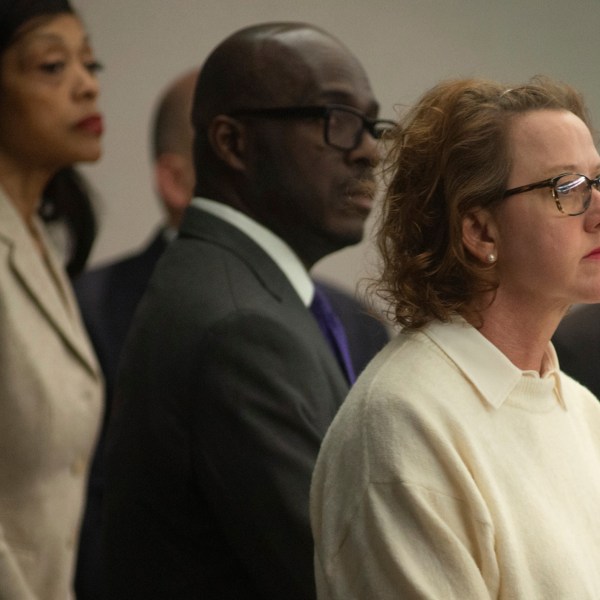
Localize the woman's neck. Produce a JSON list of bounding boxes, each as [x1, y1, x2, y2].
[[467, 291, 569, 373], [0, 155, 53, 226]]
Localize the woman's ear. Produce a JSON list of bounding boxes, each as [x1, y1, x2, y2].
[[462, 208, 499, 264], [207, 115, 247, 172]]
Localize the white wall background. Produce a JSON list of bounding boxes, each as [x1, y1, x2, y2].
[[73, 0, 600, 294]]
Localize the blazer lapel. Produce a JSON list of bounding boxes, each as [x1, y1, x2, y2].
[[0, 191, 99, 376]]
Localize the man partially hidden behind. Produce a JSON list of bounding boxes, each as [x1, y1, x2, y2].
[[102, 22, 393, 599]]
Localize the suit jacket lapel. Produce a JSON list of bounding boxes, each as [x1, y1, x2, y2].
[[178, 207, 348, 389], [179, 208, 292, 303], [0, 190, 99, 376]]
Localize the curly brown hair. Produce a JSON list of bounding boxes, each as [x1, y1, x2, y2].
[[375, 76, 590, 330]]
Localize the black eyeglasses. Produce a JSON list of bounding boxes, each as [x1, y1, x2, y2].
[[227, 104, 396, 151], [503, 172, 600, 216]]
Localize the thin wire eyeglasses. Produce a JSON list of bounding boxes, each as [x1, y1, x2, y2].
[[227, 104, 396, 152], [503, 172, 600, 216]]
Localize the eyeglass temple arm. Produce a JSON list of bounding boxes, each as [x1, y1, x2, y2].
[[503, 180, 552, 198]]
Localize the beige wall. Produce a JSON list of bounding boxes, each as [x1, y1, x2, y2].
[[74, 0, 600, 295]]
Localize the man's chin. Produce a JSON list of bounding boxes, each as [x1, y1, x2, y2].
[[328, 222, 367, 250]]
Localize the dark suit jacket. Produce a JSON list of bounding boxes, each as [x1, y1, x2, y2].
[[74, 220, 388, 600], [75, 231, 387, 396], [72, 232, 167, 600], [101, 208, 351, 599], [74, 231, 167, 403], [553, 304, 600, 400]]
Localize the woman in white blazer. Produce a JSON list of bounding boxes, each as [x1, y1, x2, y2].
[[0, 1, 103, 597]]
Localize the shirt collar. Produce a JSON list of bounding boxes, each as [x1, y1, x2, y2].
[[544, 342, 565, 406], [190, 197, 314, 306], [423, 317, 565, 409]]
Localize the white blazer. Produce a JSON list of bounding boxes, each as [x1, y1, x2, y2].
[[0, 188, 102, 599]]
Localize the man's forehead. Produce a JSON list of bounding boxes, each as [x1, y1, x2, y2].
[[271, 29, 362, 75], [265, 30, 374, 108]]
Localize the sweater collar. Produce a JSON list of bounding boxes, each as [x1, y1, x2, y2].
[[423, 317, 565, 409]]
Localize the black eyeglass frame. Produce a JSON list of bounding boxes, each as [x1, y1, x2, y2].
[[227, 104, 396, 151], [503, 172, 600, 216]]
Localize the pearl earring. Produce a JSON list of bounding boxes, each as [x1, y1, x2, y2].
[[486, 253, 497, 264]]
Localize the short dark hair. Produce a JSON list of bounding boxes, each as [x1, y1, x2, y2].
[[375, 76, 590, 330]]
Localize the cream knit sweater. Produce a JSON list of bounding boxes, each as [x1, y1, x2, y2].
[[311, 318, 600, 599]]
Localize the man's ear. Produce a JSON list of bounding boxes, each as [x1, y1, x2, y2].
[[155, 153, 195, 228], [461, 208, 499, 264], [207, 115, 247, 172]]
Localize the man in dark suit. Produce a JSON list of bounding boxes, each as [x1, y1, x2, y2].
[[100, 22, 392, 599], [553, 304, 600, 399], [75, 67, 386, 403], [75, 64, 388, 600]]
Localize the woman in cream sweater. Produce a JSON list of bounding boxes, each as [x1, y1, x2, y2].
[[311, 77, 600, 599]]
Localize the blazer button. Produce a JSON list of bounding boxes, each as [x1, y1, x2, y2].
[[71, 457, 86, 476]]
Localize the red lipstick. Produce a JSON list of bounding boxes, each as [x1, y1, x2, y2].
[[76, 114, 104, 136]]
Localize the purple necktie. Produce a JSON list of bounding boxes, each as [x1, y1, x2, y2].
[[309, 287, 356, 384]]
